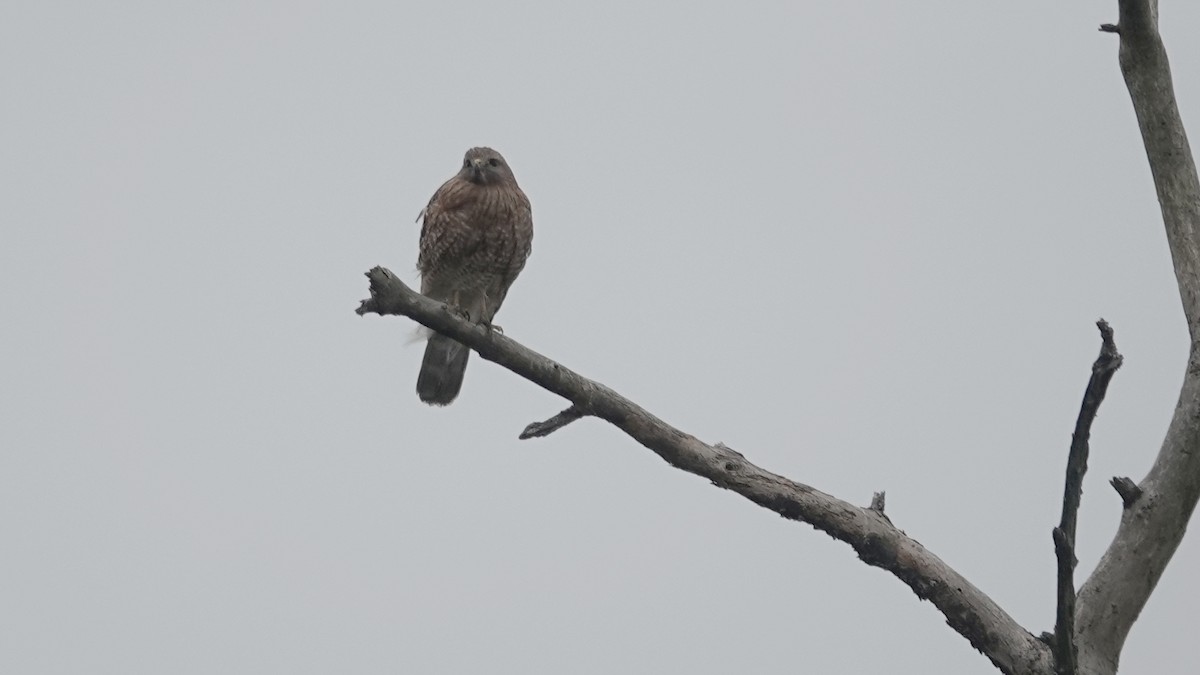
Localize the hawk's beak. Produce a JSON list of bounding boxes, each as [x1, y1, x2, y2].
[[469, 158, 486, 180]]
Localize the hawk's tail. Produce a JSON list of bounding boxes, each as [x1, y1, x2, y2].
[[417, 334, 470, 406]]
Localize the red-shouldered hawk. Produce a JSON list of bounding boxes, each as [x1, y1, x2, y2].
[[415, 147, 533, 405]]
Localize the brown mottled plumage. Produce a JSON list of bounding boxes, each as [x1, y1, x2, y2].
[[415, 147, 533, 405]]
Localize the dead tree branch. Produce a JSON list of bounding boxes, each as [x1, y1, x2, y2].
[[357, 267, 1054, 675], [1074, 3, 1200, 675], [1052, 321, 1123, 675]]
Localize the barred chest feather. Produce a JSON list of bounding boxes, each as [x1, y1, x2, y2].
[[418, 178, 533, 294]]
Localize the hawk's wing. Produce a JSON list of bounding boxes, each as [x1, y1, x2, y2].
[[483, 195, 533, 316]]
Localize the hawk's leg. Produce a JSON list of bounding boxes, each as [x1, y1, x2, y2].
[[440, 297, 499, 333], [441, 290, 473, 321]]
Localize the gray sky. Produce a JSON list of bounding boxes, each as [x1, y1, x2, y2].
[[3, 1, 1198, 673]]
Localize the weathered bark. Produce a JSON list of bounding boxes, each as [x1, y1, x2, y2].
[[357, 268, 1055, 674], [1076, 2, 1200, 675]]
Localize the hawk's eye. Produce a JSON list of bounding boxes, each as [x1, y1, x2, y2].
[[464, 159, 471, 168], [488, 158, 501, 167]]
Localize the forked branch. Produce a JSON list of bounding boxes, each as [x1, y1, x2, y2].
[[357, 267, 1054, 675]]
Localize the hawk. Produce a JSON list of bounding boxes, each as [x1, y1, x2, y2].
[[415, 147, 533, 405]]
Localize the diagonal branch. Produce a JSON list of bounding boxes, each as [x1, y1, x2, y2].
[[1075, 4, 1200, 675], [520, 405, 585, 439], [1052, 320, 1123, 675], [357, 267, 1054, 675]]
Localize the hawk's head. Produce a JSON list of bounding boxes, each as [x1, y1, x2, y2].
[[459, 147, 516, 186]]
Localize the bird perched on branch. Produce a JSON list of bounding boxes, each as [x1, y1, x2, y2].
[[415, 147, 533, 405]]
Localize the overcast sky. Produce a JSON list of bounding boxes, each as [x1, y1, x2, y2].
[[3, 1, 1199, 673]]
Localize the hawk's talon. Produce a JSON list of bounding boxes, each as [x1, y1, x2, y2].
[[444, 304, 471, 321]]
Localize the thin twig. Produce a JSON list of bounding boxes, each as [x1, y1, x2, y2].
[[520, 405, 586, 439], [1053, 320, 1123, 675]]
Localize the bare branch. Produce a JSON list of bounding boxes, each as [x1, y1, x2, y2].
[[1051, 528, 1077, 675], [357, 267, 1054, 675], [1077, 4, 1200, 674], [520, 405, 585, 439], [1106, 1, 1200, 336], [1052, 321, 1123, 675]]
